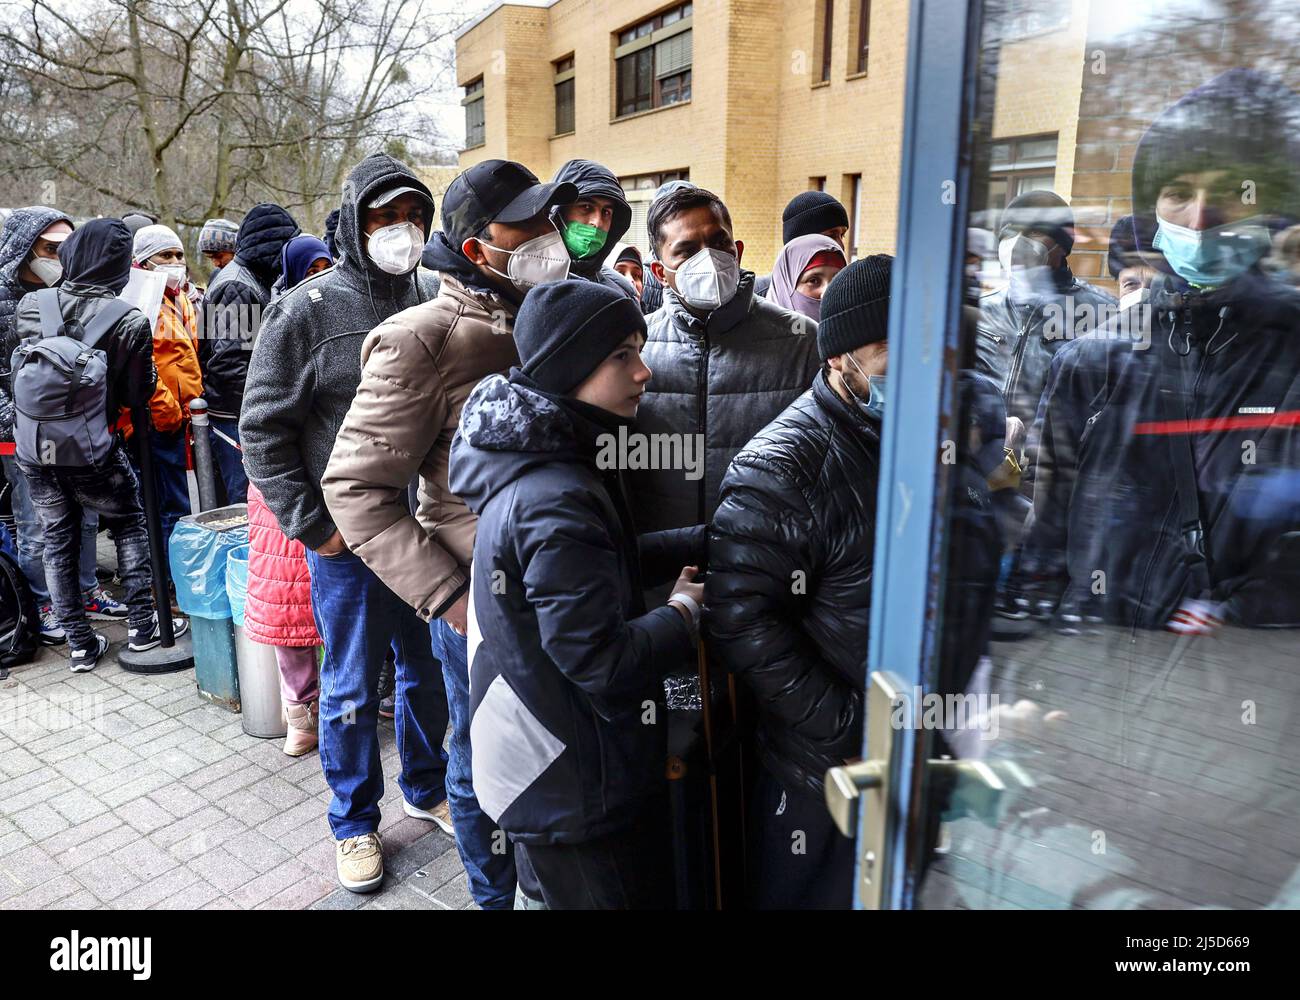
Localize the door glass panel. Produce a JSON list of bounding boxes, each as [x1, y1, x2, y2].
[[915, 0, 1300, 909]]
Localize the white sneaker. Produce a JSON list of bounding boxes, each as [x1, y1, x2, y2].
[[127, 614, 190, 652], [69, 633, 109, 673], [403, 797, 455, 836]]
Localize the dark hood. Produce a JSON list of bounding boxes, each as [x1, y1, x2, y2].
[[234, 203, 300, 286], [449, 372, 630, 516], [420, 230, 499, 295], [449, 374, 581, 515], [335, 153, 435, 288], [0, 206, 74, 296], [59, 218, 133, 294], [550, 159, 632, 274], [1133, 68, 1300, 222]]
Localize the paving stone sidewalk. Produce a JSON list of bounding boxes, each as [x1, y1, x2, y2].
[[0, 611, 472, 911]]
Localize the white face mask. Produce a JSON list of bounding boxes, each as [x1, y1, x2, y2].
[[28, 256, 62, 286], [476, 227, 571, 292], [663, 247, 741, 312], [367, 221, 425, 275], [999, 234, 1055, 302], [155, 263, 188, 291], [1118, 287, 1147, 311]]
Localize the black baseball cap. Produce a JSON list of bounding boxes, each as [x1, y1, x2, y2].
[[441, 159, 579, 248]]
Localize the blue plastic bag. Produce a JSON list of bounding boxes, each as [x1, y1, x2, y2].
[[226, 546, 249, 628], [169, 519, 249, 619]]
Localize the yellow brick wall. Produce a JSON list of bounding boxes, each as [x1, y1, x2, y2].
[[991, 15, 1089, 201], [453, 1, 1092, 272]]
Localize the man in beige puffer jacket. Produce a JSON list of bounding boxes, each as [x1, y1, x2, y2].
[[322, 159, 577, 910]]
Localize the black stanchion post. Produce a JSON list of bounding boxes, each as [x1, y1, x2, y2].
[[188, 398, 219, 513], [119, 406, 193, 674]]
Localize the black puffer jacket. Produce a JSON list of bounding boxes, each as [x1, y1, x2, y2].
[[201, 203, 299, 418], [705, 371, 877, 798], [975, 271, 1117, 429], [448, 373, 700, 844], [633, 273, 821, 534], [550, 159, 638, 301]]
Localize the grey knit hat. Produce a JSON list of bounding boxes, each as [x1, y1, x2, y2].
[[198, 218, 239, 254]]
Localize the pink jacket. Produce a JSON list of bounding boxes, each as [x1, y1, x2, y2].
[[244, 482, 320, 647]]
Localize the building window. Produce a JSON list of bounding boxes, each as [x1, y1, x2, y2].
[[812, 176, 827, 192], [463, 77, 485, 148], [986, 134, 1058, 211], [554, 56, 575, 135], [615, 3, 693, 118], [619, 169, 690, 255], [815, 0, 835, 83], [852, 0, 871, 74]]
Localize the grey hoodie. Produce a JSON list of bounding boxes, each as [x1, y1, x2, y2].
[[0, 206, 74, 439], [239, 153, 437, 549]]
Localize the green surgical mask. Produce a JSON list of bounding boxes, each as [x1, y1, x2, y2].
[[561, 220, 608, 259]]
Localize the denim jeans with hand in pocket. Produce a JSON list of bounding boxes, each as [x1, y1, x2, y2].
[[306, 547, 449, 840], [20, 444, 154, 651]]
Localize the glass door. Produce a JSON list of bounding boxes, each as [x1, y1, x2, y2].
[[835, 0, 1300, 910]]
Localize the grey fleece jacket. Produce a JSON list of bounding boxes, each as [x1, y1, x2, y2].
[[239, 153, 438, 549]]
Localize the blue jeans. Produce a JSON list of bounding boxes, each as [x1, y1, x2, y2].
[[3, 454, 98, 604], [20, 445, 154, 651], [432, 618, 516, 910], [210, 417, 247, 504], [306, 548, 449, 840]]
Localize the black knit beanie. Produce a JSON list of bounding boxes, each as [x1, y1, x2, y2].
[[998, 190, 1074, 256], [783, 191, 850, 244], [515, 280, 647, 394], [817, 254, 893, 361]]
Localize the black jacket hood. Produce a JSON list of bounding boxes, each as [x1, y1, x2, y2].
[[550, 159, 632, 274], [235, 204, 300, 286], [1133, 68, 1300, 221], [59, 218, 133, 294]]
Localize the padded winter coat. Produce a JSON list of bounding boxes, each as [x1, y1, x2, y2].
[[244, 481, 320, 647], [448, 373, 700, 844], [633, 272, 821, 534]]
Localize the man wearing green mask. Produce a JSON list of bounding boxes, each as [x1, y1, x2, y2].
[[550, 159, 639, 302]]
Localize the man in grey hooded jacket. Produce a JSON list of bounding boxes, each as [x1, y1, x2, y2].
[[240, 153, 451, 895]]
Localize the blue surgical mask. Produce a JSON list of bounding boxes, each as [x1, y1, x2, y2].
[[1152, 214, 1270, 289], [844, 353, 886, 420]]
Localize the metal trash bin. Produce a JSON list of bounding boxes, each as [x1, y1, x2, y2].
[[169, 504, 248, 712], [226, 547, 286, 739]]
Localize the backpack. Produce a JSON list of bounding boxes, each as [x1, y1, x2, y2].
[[0, 544, 38, 671], [11, 288, 133, 468]]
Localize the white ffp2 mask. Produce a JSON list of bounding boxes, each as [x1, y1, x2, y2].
[[663, 248, 741, 311], [368, 221, 425, 275]]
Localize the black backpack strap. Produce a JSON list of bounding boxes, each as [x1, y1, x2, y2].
[[34, 288, 64, 340], [80, 298, 137, 351], [1159, 362, 1212, 596]]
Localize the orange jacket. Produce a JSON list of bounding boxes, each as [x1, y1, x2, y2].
[[122, 288, 203, 436]]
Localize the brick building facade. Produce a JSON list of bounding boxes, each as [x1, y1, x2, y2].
[[454, 0, 1092, 272]]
